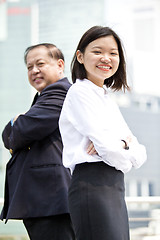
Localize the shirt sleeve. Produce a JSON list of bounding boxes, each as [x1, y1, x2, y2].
[[63, 84, 146, 173]]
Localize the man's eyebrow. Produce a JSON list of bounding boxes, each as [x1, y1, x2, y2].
[[27, 58, 44, 66]]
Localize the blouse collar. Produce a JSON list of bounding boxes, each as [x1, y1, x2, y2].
[[76, 78, 108, 95]]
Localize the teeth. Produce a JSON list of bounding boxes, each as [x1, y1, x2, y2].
[[98, 66, 110, 69]]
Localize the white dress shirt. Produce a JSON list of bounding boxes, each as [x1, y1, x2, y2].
[[59, 78, 147, 173]]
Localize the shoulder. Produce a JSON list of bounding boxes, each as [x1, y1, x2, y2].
[[67, 79, 93, 97], [48, 78, 71, 91], [64, 79, 96, 107], [41, 78, 71, 94], [40, 78, 71, 98], [55, 77, 72, 91], [67, 79, 100, 104]]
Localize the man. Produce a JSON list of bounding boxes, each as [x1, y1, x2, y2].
[[0, 43, 75, 240]]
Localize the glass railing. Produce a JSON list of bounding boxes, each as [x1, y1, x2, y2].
[[1, 197, 160, 240]]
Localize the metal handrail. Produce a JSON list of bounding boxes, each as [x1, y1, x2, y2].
[[125, 196, 160, 204], [0, 196, 160, 238]]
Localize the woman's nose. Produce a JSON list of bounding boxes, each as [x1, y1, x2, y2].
[[101, 54, 111, 63]]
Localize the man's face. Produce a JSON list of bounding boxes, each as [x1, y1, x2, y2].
[[26, 46, 64, 92]]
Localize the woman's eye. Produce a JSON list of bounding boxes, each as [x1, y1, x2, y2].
[[111, 52, 118, 56], [93, 51, 101, 54]]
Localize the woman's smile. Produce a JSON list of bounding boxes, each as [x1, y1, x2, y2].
[[97, 64, 112, 71]]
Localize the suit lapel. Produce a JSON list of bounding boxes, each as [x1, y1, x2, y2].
[[31, 92, 39, 106]]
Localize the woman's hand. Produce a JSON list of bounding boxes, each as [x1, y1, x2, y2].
[[87, 141, 97, 155]]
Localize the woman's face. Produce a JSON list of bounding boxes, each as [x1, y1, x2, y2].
[[77, 35, 120, 87]]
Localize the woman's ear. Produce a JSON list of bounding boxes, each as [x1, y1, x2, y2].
[[76, 50, 83, 64]]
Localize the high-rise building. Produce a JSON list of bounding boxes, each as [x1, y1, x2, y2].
[[38, 0, 105, 78], [0, 0, 35, 236], [0, 0, 34, 197]]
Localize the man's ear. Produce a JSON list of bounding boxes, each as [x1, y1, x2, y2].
[[76, 50, 83, 64], [57, 59, 65, 70]]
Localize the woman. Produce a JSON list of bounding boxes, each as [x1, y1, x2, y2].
[[59, 26, 147, 240]]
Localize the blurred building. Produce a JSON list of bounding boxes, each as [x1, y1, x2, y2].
[[117, 93, 160, 196], [1, 0, 160, 238], [0, 0, 33, 197], [38, 0, 105, 78], [106, 0, 160, 96], [0, 0, 160, 199]]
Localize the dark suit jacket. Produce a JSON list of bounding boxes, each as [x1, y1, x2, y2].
[[0, 77, 71, 221]]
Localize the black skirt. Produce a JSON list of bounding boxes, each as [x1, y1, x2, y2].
[[68, 162, 130, 240]]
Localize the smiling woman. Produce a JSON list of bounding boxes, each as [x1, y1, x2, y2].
[[59, 25, 147, 240], [76, 36, 120, 87]]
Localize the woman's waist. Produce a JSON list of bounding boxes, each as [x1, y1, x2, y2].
[[72, 161, 124, 189]]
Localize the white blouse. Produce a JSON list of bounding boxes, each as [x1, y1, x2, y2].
[[59, 78, 147, 173]]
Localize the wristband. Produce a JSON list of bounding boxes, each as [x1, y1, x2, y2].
[[121, 140, 129, 150]]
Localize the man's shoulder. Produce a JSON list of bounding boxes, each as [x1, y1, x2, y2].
[[39, 78, 72, 101], [44, 78, 72, 92]]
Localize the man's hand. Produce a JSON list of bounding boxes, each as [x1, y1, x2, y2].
[[12, 113, 25, 125], [13, 115, 19, 123]]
